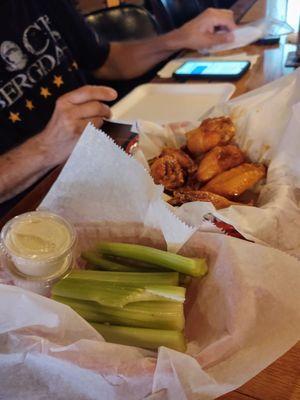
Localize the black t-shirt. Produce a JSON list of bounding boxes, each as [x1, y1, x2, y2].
[[0, 0, 110, 154]]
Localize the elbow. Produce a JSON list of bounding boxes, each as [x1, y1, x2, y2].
[[118, 68, 142, 80], [92, 64, 139, 81], [109, 59, 144, 80]]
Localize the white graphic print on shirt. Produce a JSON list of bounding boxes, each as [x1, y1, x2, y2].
[[0, 14, 71, 110], [0, 41, 28, 72]]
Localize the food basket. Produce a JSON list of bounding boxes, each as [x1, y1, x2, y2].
[[134, 68, 300, 257]]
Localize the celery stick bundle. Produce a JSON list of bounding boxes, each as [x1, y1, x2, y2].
[[52, 242, 208, 352]]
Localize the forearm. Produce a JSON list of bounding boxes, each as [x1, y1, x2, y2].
[[93, 8, 236, 81], [0, 134, 54, 203], [94, 30, 184, 80]]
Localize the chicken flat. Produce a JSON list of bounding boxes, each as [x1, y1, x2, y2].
[[202, 163, 266, 197], [150, 155, 185, 190], [186, 116, 235, 154], [169, 190, 240, 209], [197, 145, 245, 182]]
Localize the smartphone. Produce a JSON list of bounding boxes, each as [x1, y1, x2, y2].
[[173, 60, 251, 81], [256, 36, 280, 45]]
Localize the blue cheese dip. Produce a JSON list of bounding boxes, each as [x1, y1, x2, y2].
[[1, 211, 76, 277]]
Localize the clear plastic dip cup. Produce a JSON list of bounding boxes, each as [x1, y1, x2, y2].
[[1, 211, 76, 285]]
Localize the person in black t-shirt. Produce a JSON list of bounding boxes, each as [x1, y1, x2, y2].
[[0, 0, 236, 203]]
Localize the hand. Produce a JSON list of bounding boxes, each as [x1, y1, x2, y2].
[[173, 8, 237, 50], [39, 85, 117, 166]]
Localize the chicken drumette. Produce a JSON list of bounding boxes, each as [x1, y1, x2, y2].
[[186, 116, 235, 154], [150, 155, 185, 190], [161, 148, 196, 174]]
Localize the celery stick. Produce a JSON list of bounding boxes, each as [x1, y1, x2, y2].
[[104, 254, 164, 271], [91, 323, 187, 352], [53, 295, 111, 324], [52, 279, 185, 308], [68, 270, 179, 286], [53, 296, 185, 330], [145, 285, 185, 302], [98, 242, 208, 277], [82, 251, 142, 272]]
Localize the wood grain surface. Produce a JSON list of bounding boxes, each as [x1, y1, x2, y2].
[[219, 342, 300, 399], [1, 1, 299, 399]]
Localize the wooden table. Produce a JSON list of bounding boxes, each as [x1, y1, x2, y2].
[[1, 0, 299, 399]]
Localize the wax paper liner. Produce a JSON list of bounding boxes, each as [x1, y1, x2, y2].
[[206, 18, 293, 54], [135, 68, 300, 257], [39, 126, 195, 253], [1, 227, 300, 400]]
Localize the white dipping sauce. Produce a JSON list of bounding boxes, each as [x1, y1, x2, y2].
[[2, 212, 75, 277]]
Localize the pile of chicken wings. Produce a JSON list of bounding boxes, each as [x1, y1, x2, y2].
[[150, 117, 266, 209]]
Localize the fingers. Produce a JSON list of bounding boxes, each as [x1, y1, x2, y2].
[[203, 8, 237, 31], [74, 117, 105, 137], [61, 85, 118, 105], [87, 117, 105, 129], [78, 117, 104, 134], [214, 16, 237, 32], [206, 31, 234, 47], [70, 101, 111, 120]]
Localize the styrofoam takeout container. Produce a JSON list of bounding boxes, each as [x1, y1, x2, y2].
[[112, 83, 235, 124]]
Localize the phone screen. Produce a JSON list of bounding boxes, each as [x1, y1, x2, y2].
[[175, 60, 249, 77]]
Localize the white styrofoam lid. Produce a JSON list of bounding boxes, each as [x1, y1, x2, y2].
[[111, 83, 235, 124]]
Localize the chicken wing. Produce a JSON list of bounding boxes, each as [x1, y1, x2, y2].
[[197, 145, 245, 182], [202, 163, 266, 197], [150, 155, 185, 190], [161, 148, 196, 174], [168, 190, 239, 209], [186, 116, 235, 154]]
